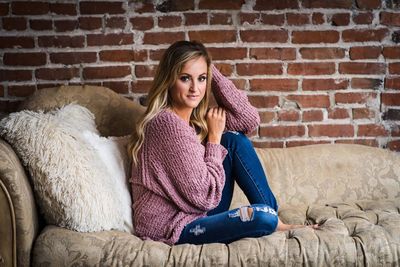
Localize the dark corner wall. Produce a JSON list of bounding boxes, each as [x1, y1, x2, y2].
[[0, 0, 399, 151]]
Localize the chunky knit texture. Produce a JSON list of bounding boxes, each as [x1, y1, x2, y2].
[[131, 66, 261, 245]]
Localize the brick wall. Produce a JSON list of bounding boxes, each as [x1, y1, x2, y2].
[[0, 0, 399, 151]]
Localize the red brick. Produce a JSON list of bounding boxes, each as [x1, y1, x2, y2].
[[254, 0, 299, 10], [213, 63, 234, 76], [278, 110, 300, 121], [130, 17, 154, 31], [309, 124, 354, 137], [336, 139, 378, 147], [0, 37, 34, 48], [50, 52, 97, 65], [339, 62, 385, 75], [261, 14, 285, 25], [0, 3, 9, 16], [54, 20, 78, 32], [335, 92, 377, 104], [388, 140, 400, 152], [30, 19, 53, 31], [208, 47, 246, 60], [149, 49, 166, 61], [0, 69, 32, 81], [135, 65, 156, 78], [302, 79, 348, 91], [231, 79, 246, 90], [144, 32, 185, 45], [79, 1, 124, 14], [38, 36, 84, 48], [35, 68, 79, 80], [253, 141, 284, 149], [241, 30, 288, 43], [83, 66, 131, 80], [210, 13, 232, 25], [248, 95, 279, 108], [106, 17, 126, 29], [356, 0, 381, 9], [385, 78, 400, 90], [186, 13, 208, 25], [237, 63, 282, 76], [358, 124, 388, 136], [382, 93, 400, 105], [312, 13, 325, 24], [302, 0, 352, 8], [250, 48, 295, 60], [199, 0, 244, 9], [250, 79, 298, 92], [4, 53, 46, 66], [353, 12, 374, 24], [131, 79, 152, 93], [240, 13, 260, 25], [100, 50, 147, 62], [300, 47, 345, 59], [130, 2, 154, 13], [260, 125, 306, 138], [287, 13, 310, 25], [0, 101, 21, 113], [287, 140, 331, 147], [383, 47, 400, 59], [389, 63, 400, 74], [331, 13, 350, 26], [2, 17, 27, 31], [292, 31, 339, 44], [288, 63, 335, 75], [286, 95, 330, 108], [0, 85, 3, 97], [349, 46, 381, 60], [37, 83, 64, 89], [383, 109, 400, 121], [87, 33, 133, 46], [342, 28, 388, 42], [328, 108, 350, 119], [79, 17, 102, 30], [158, 15, 182, 28], [303, 110, 324, 122], [259, 111, 275, 123], [102, 81, 129, 94], [351, 78, 382, 89], [8, 85, 36, 97], [157, 0, 194, 11], [380, 12, 400, 26], [189, 30, 236, 43], [50, 3, 77, 15], [353, 108, 375, 119], [12, 1, 49, 15]]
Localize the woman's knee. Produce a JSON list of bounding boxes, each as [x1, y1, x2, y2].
[[251, 205, 279, 232]]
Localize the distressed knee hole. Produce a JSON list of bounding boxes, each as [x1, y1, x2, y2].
[[239, 206, 253, 222]]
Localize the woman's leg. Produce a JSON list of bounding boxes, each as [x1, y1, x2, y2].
[[177, 204, 278, 245]]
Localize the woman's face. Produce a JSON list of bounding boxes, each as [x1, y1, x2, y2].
[[169, 56, 208, 118]]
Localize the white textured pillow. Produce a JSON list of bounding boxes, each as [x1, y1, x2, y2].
[[0, 103, 133, 233]]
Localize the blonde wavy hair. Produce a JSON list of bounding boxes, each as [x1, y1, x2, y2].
[[129, 41, 212, 165]]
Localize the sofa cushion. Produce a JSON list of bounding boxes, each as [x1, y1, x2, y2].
[[0, 103, 132, 233], [32, 197, 400, 266]]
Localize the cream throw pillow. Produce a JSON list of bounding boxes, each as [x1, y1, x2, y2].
[[0, 103, 133, 233]]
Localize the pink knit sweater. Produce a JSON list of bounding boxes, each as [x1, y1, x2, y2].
[[131, 65, 260, 245]]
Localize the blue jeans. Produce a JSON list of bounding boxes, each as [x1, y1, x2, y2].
[[177, 131, 279, 245]]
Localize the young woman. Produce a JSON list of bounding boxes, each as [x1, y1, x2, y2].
[[129, 40, 315, 246]]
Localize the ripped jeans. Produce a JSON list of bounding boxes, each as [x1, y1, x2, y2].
[[176, 131, 279, 245]]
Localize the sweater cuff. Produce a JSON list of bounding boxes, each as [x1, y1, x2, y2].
[[205, 142, 228, 160]]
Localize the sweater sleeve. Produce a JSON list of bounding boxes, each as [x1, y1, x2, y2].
[[147, 114, 228, 213], [211, 64, 260, 134]]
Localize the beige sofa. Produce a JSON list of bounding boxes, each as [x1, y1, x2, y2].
[[1, 85, 400, 266]]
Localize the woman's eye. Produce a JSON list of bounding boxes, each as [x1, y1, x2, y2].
[[199, 76, 207, 82], [180, 76, 190, 82]]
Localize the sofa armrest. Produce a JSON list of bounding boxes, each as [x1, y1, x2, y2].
[[0, 138, 40, 267]]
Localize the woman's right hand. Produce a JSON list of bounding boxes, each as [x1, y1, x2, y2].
[[207, 107, 226, 144]]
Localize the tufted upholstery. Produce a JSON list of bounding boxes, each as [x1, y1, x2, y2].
[[0, 85, 399, 266]]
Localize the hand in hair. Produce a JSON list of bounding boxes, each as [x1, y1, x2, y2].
[[207, 107, 226, 144]]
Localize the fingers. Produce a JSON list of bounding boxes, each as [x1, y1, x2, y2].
[[208, 107, 225, 118]]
